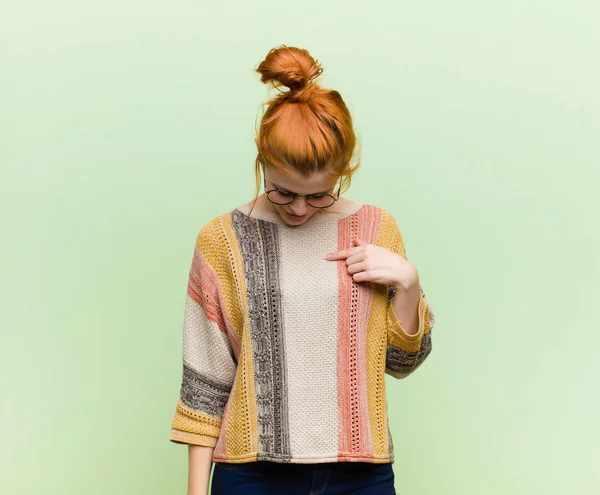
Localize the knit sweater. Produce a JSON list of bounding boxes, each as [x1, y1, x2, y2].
[[168, 200, 435, 465]]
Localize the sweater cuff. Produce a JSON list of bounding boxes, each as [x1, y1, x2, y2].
[[169, 400, 222, 448], [387, 292, 428, 345], [169, 429, 218, 448]]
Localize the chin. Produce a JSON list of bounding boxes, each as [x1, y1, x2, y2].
[[278, 207, 313, 223]]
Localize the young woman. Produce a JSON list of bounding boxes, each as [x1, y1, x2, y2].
[[169, 45, 435, 495]]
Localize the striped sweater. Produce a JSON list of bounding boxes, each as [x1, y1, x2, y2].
[[168, 200, 435, 465]]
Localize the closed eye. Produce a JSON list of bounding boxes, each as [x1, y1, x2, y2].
[[276, 190, 295, 196]]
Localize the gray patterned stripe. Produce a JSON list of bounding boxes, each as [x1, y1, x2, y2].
[[231, 210, 292, 461], [180, 363, 232, 417], [385, 333, 433, 376]]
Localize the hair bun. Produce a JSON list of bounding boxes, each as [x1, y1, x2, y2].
[[255, 45, 324, 103]]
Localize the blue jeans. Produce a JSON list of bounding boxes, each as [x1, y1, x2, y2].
[[211, 460, 396, 494]]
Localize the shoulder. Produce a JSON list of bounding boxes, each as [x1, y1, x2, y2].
[[189, 213, 235, 276], [359, 202, 401, 231], [194, 211, 230, 252], [361, 203, 405, 254]]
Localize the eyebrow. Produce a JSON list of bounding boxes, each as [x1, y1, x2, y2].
[[272, 182, 331, 195]]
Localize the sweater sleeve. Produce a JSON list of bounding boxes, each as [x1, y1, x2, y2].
[[383, 214, 435, 380], [169, 221, 238, 447]]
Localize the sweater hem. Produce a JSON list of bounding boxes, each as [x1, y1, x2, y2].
[[212, 453, 395, 464]]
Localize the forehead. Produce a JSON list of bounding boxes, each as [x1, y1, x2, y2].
[[267, 168, 338, 193]]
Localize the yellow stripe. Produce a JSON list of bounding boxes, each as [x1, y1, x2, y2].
[[219, 213, 259, 459], [365, 208, 398, 457]]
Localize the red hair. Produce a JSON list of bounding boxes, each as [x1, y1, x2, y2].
[[249, 45, 361, 218]]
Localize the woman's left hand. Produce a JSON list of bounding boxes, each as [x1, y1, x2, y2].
[[324, 238, 419, 290]]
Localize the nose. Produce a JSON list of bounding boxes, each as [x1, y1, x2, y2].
[[288, 196, 310, 214]]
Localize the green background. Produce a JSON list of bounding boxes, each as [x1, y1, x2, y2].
[[2, 1, 598, 493]]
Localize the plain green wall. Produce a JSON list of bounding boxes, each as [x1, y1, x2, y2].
[[2, 1, 598, 493]]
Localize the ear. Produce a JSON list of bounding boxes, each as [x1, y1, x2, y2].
[[254, 137, 259, 146]]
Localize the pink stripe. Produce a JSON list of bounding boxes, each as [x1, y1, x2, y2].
[[187, 247, 241, 361], [336, 205, 382, 459], [188, 247, 241, 458], [214, 381, 235, 458]]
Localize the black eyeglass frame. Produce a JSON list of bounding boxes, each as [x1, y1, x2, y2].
[[263, 176, 344, 208]]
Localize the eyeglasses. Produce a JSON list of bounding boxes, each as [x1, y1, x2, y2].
[[263, 176, 343, 208]]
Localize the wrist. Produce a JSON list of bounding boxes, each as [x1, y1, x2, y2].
[[392, 267, 420, 292]]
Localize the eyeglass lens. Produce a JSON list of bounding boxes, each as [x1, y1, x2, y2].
[[267, 189, 336, 208]]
